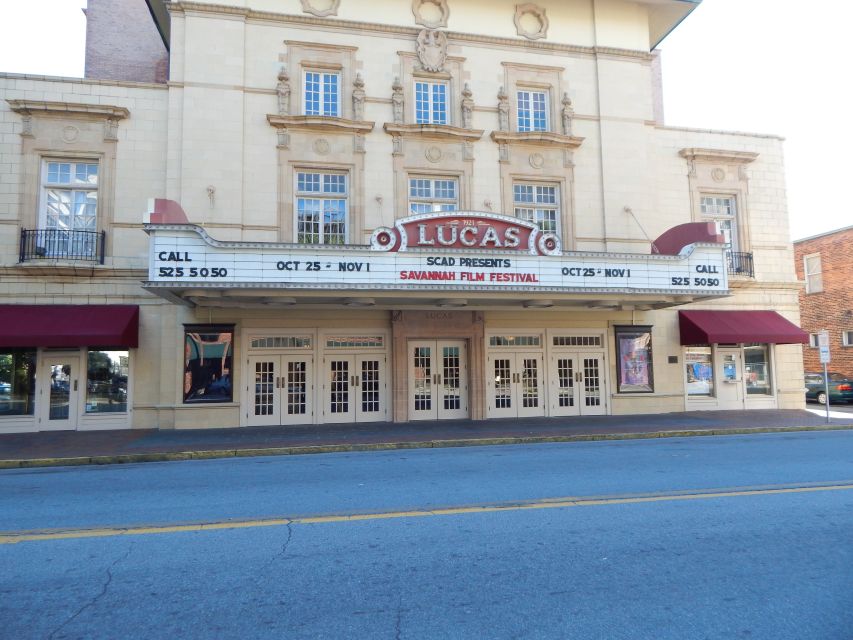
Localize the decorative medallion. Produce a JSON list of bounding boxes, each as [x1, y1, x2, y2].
[[711, 167, 726, 182], [425, 146, 443, 163], [412, 0, 449, 29], [529, 152, 545, 169], [313, 138, 331, 155], [62, 125, 79, 143], [299, 0, 340, 18], [416, 29, 448, 73], [514, 3, 549, 40]]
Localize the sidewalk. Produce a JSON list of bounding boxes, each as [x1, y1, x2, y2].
[[1, 409, 852, 469]]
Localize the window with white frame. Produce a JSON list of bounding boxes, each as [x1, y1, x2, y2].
[[516, 89, 548, 132], [40, 160, 99, 258], [700, 195, 739, 252], [304, 71, 340, 117], [513, 182, 559, 233], [295, 171, 348, 245], [809, 333, 820, 348], [843, 330, 853, 347], [803, 253, 823, 293], [414, 81, 448, 125], [408, 177, 458, 214]]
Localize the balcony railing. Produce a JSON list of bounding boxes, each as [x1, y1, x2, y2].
[[19, 229, 106, 264], [726, 251, 754, 278]]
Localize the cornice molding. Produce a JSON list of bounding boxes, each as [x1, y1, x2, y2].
[[678, 148, 760, 164], [383, 123, 484, 142], [6, 100, 130, 120], [267, 114, 375, 133], [165, 2, 653, 61], [491, 130, 584, 149]]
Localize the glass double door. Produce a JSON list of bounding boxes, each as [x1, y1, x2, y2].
[[486, 353, 545, 419], [248, 355, 313, 426], [324, 355, 387, 423], [549, 352, 606, 416], [409, 341, 468, 420]]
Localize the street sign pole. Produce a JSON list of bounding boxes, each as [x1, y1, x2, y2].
[[818, 330, 831, 424]]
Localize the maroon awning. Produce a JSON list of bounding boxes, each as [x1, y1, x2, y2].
[[0, 305, 139, 348], [678, 310, 808, 345]]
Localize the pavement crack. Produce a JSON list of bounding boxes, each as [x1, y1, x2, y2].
[[47, 544, 133, 640], [394, 594, 403, 640], [260, 520, 294, 573]]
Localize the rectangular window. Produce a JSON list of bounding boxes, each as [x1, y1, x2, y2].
[[489, 336, 541, 347], [803, 253, 823, 293], [85, 350, 129, 413], [615, 326, 654, 393], [408, 177, 458, 214], [414, 81, 448, 125], [184, 325, 234, 403], [40, 160, 99, 259], [304, 71, 339, 116], [685, 346, 714, 396], [843, 330, 853, 347], [700, 195, 738, 252], [517, 90, 548, 132], [808, 333, 820, 348], [744, 344, 772, 395], [295, 171, 348, 244], [0, 349, 37, 417], [513, 183, 559, 233]]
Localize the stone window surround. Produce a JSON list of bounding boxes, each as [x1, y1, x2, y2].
[[6, 100, 128, 261], [284, 41, 359, 121], [501, 172, 572, 248], [406, 171, 464, 214], [502, 62, 564, 135], [679, 148, 758, 256], [397, 51, 467, 128]]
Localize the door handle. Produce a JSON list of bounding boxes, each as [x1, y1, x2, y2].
[[355, 376, 360, 387], [436, 374, 441, 385], [73, 380, 78, 392], [433, 373, 437, 385], [350, 375, 355, 387]]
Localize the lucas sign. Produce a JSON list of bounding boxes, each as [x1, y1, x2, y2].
[[146, 213, 729, 295]]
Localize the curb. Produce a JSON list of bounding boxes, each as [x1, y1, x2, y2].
[[1, 424, 851, 470]]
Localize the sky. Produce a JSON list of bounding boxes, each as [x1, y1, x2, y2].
[[0, 0, 850, 241]]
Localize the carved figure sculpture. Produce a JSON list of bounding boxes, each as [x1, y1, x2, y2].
[[352, 73, 366, 121], [497, 86, 510, 132], [392, 77, 405, 124], [416, 29, 448, 73], [461, 83, 474, 129], [561, 92, 574, 136], [277, 68, 291, 116]]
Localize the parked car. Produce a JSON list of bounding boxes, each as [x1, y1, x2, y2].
[[804, 372, 853, 405]]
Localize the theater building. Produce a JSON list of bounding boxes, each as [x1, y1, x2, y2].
[[0, 0, 808, 433]]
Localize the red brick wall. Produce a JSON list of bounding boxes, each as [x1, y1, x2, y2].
[[84, 0, 168, 84], [794, 226, 853, 377]]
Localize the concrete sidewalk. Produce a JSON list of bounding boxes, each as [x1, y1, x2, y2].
[[1, 409, 852, 468]]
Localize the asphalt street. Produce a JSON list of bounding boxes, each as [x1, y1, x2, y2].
[[1, 430, 852, 639]]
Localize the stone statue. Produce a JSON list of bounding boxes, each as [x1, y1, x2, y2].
[[561, 92, 574, 136], [416, 29, 448, 73], [352, 73, 366, 120], [497, 86, 509, 132], [277, 68, 291, 116], [392, 77, 404, 124], [461, 83, 474, 129]]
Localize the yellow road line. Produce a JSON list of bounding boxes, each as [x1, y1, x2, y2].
[[2, 483, 851, 545]]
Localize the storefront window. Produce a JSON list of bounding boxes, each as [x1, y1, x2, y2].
[[744, 344, 771, 395], [0, 349, 36, 416], [184, 325, 234, 403], [86, 350, 129, 413], [685, 347, 714, 396], [614, 326, 654, 393]]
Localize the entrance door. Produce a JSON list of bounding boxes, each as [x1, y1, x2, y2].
[[248, 355, 314, 426], [40, 355, 80, 430], [550, 352, 606, 416], [324, 355, 387, 423], [716, 349, 744, 409], [486, 353, 545, 419], [408, 340, 468, 421]]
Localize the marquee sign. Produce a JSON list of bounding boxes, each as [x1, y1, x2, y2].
[[146, 218, 730, 296]]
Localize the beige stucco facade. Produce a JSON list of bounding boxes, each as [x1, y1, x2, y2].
[[0, 0, 805, 433]]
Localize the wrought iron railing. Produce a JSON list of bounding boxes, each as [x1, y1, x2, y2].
[[19, 229, 106, 264], [726, 251, 754, 278]]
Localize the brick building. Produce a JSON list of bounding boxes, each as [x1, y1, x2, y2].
[[794, 225, 853, 377], [0, 0, 809, 434]]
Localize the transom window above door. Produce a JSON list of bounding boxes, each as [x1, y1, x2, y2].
[[304, 71, 340, 116], [517, 90, 548, 132], [409, 177, 458, 214], [415, 81, 448, 125], [513, 183, 559, 233], [295, 171, 348, 245]]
